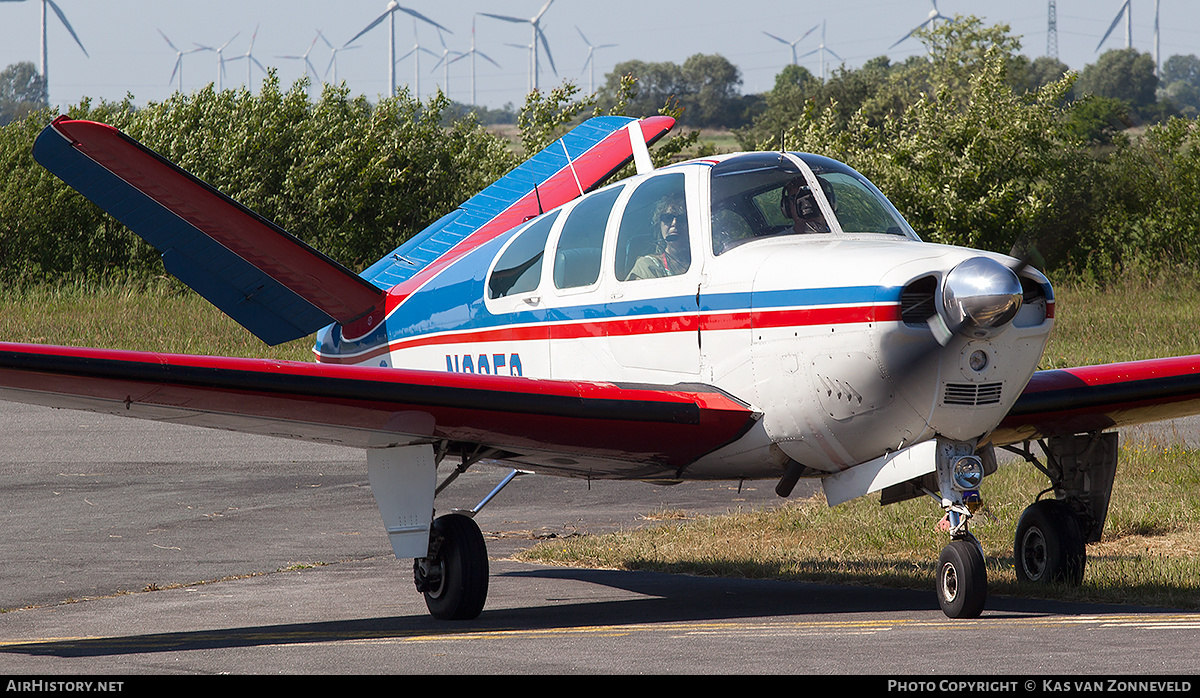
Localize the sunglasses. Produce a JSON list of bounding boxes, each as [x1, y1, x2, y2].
[[659, 212, 686, 225]]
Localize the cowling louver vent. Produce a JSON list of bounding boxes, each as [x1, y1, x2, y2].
[[900, 276, 938, 325], [943, 382, 1003, 406]]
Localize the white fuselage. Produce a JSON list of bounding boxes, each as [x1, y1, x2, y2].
[[315, 155, 1054, 482]]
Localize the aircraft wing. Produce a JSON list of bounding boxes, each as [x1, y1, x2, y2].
[[989, 355, 1200, 446], [0, 342, 759, 477]]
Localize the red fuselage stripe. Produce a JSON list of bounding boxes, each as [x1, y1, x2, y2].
[[318, 304, 901, 363]]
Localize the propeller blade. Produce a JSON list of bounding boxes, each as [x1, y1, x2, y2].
[[158, 29, 181, 53], [480, 13, 527, 25], [537, 26, 557, 75], [476, 51, 502, 69], [1096, 0, 1130, 52], [346, 9, 391, 47], [534, 0, 555, 23], [395, 5, 452, 33], [46, 0, 88, 57]]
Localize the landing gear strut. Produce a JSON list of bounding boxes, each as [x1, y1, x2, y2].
[[1004, 432, 1117, 589], [931, 438, 988, 618], [413, 465, 528, 620]]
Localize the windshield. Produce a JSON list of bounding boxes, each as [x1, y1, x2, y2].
[[709, 153, 917, 254]]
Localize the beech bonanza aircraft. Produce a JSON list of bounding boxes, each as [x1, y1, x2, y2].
[[5, 113, 1200, 620]]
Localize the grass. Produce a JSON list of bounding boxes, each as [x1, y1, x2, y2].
[[519, 438, 1200, 609], [0, 277, 313, 361], [1041, 273, 1200, 368]]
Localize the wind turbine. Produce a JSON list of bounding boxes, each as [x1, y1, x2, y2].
[[226, 26, 267, 91], [576, 26, 616, 94], [277, 33, 322, 94], [1096, 0, 1132, 52], [801, 21, 843, 81], [429, 28, 462, 97], [318, 30, 358, 85], [763, 24, 819, 67], [0, 0, 89, 103], [396, 20, 440, 100], [890, 0, 951, 50], [481, 0, 557, 92], [1096, 0, 1161, 72], [195, 33, 240, 91], [345, 1, 451, 96], [448, 14, 502, 105], [158, 29, 207, 93]]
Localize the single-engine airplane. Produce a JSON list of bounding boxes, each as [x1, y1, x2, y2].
[[5, 113, 1200, 620]]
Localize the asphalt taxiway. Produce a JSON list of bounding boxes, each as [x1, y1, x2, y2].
[[1, 403, 1198, 674]]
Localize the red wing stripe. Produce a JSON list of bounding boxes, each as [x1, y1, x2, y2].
[[0, 342, 759, 468]]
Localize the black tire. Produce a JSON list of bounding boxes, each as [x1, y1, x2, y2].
[[422, 513, 489, 620], [1014, 499, 1086, 586], [937, 539, 987, 618]]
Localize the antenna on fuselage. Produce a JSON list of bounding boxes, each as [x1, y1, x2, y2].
[[534, 183, 544, 215]]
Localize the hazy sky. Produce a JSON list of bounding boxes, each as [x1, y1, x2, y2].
[[2, 1, 1198, 112]]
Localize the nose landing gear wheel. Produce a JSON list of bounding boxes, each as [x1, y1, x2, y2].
[[415, 513, 489, 620], [1014, 499, 1085, 586], [937, 538, 987, 618]]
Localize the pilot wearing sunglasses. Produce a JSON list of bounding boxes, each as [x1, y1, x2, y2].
[[626, 194, 691, 280]]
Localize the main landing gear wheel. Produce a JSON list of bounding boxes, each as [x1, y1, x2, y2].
[[1014, 499, 1086, 586], [415, 513, 489, 620], [937, 538, 987, 618]]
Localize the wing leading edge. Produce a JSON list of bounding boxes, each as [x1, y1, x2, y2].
[[0, 342, 759, 477], [990, 355, 1200, 446]]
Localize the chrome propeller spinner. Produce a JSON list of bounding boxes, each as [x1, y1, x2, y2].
[[930, 257, 1023, 345]]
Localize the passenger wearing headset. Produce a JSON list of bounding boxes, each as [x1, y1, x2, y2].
[[781, 176, 835, 234]]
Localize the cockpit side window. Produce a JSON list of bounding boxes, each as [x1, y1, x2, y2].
[[487, 210, 560, 299], [615, 173, 691, 281]]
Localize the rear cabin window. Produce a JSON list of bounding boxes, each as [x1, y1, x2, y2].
[[487, 210, 560, 299], [553, 185, 624, 290]]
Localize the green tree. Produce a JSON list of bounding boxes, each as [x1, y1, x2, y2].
[[776, 52, 1092, 265], [0, 62, 48, 126], [600, 54, 746, 127], [677, 53, 744, 127], [1076, 49, 1159, 111], [1019, 56, 1072, 96], [741, 16, 1031, 148], [0, 74, 519, 281], [1158, 54, 1200, 117]]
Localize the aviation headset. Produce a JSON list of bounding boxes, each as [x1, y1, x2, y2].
[[781, 177, 836, 220]]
